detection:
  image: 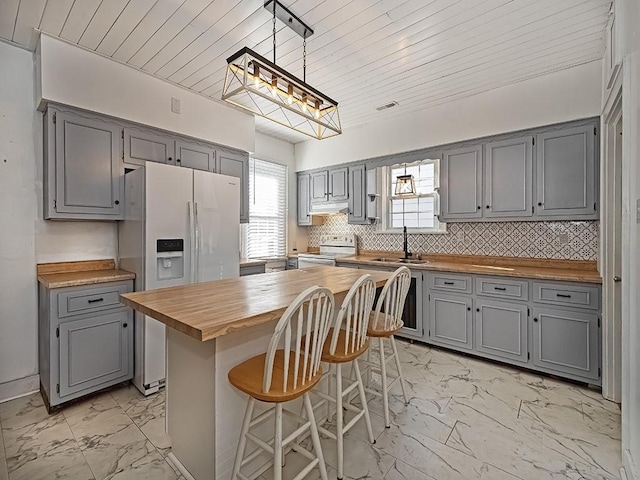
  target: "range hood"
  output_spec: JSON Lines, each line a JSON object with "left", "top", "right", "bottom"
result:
{"left": 309, "top": 202, "right": 349, "bottom": 216}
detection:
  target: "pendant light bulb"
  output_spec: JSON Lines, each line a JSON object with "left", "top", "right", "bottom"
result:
{"left": 271, "top": 75, "right": 278, "bottom": 98}
{"left": 287, "top": 85, "right": 294, "bottom": 105}
{"left": 253, "top": 65, "right": 260, "bottom": 87}
{"left": 314, "top": 100, "right": 321, "bottom": 119}
{"left": 301, "top": 94, "right": 308, "bottom": 111}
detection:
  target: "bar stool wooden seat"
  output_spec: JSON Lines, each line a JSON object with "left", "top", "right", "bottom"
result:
{"left": 309, "top": 274, "right": 377, "bottom": 480}
{"left": 359, "top": 266, "right": 412, "bottom": 428}
{"left": 229, "top": 285, "right": 335, "bottom": 480}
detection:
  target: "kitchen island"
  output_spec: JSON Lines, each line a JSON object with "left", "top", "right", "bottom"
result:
{"left": 120, "top": 266, "right": 393, "bottom": 480}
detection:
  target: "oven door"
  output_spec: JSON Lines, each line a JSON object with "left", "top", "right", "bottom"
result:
{"left": 298, "top": 257, "right": 336, "bottom": 269}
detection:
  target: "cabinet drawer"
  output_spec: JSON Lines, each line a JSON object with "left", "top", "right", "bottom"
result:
{"left": 429, "top": 273, "right": 472, "bottom": 293}
{"left": 57, "top": 282, "right": 132, "bottom": 318}
{"left": 475, "top": 276, "right": 528, "bottom": 301}
{"left": 532, "top": 282, "right": 599, "bottom": 310}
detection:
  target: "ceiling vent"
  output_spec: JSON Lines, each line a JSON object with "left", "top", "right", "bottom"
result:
{"left": 376, "top": 101, "right": 399, "bottom": 111}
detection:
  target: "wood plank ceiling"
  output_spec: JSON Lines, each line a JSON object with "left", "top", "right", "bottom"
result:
{"left": 0, "top": 0, "right": 610, "bottom": 144}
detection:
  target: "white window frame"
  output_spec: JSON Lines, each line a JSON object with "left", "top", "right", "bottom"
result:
{"left": 378, "top": 159, "right": 446, "bottom": 234}
{"left": 241, "top": 157, "right": 288, "bottom": 260}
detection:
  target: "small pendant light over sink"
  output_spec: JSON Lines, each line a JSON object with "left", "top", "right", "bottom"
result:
{"left": 221, "top": 1, "right": 341, "bottom": 140}
{"left": 394, "top": 174, "right": 417, "bottom": 196}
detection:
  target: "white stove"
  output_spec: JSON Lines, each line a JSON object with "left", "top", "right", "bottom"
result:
{"left": 297, "top": 235, "right": 357, "bottom": 268}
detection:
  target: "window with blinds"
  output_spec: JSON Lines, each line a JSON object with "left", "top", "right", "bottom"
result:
{"left": 244, "top": 158, "right": 288, "bottom": 258}
{"left": 381, "top": 159, "right": 445, "bottom": 233}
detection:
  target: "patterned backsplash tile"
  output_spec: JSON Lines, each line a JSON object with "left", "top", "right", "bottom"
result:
{"left": 307, "top": 214, "right": 599, "bottom": 261}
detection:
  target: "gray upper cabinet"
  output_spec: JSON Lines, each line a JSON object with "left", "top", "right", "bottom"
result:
{"left": 484, "top": 136, "right": 533, "bottom": 218}
{"left": 297, "top": 173, "right": 313, "bottom": 225}
{"left": 535, "top": 124, "right": 597, "bottom": 218}
{"left": 475, "top": 299, "right": 528, "bottom": 364}
{"left": 216, "top": 149, "right": 250, "bottom": 223}
{"left": 531, "top": 306, "right": 600, "bottom": 381}
{"left": 45, "top": 107, "right": 123, "bottom": 220}
{"left": 329, "top": 167, "right": 349, "bottom": 202}
{"left": 124, "top": 127, "right": 175, "bottom": 166}
{"left": 348, "top": 165, "right": 368, "bottom": 224}
{"left": 429, "top": 292, "right": 473, "bottom": 350}
{"left": 176, "top": 140, "right": 215, "bottom": 171}
{"left": 440, "top": 145, "right": 483, "bottom": 221}
{"left": 310, "top": 171, "right": 329, "bottom": 203}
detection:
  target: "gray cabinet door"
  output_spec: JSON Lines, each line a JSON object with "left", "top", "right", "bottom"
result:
{"left": 535, "top": 124, "right": 597, "bottom": 217}
{"left": 297, "top": 173, "right": 312, "bottom": 225}
{"left": 310, "top": 171, "right": 329, "bottom": 203}
{"left": 53, "top": 110, "right": 122, "bottom": 217}
{"left": 124, "top": 127, "right": 175, "bottom": 166}
{"left": 329, "top": 167, "right": 349, "bottom": 202}
{"left": 475, "top": 299, "right": 528, "bottom": 364}
{"left": 440, "top": 145, "right": 483, "bottom": 221}
{"left": 176, "top": 140, "right": 215, "bottom": 171}
{"left": 348, "top": 165, "right": 368, "bottom": 224}
{"left": 484, "top": 136, "right": 533, "bottom": 218}
{"left": 531, "top": 307, "right": 599, "bottom": 381}
{"left": 216, "top": 150, "right": 250, "bottom": 223}
{"left": 429, "top": 292, "right": 473, "bottom": 350}
{"left": 59, "top": 310, "right": 133, "bottom": 397}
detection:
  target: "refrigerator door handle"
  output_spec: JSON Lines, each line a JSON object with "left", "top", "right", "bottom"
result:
{"left": 188, "top": 201, "right": 194, "bottom": 284}
{"left": 194, "top": 201, "right": 200, "bottom": 283}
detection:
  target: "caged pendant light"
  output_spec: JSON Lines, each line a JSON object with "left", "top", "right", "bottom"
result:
{"left": 221, "top": 0, "right": 341, "bottom": 140}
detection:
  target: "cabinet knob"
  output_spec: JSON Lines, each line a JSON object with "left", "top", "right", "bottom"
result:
{"left": 177, "top": 159, "right": 181, "bottom": 163}
{"left": 538, "top": 202, "right": 542, "bottom": 206}
{"left": 477, "top": 206, "right": 481, "bottom": 210}
{"left": 114, "top": 200, "right": 120, "bottom": 205}
{"left": 476, "top": 308, "right": 480, "bottom": 312}
{"left": 613, "top": 276, "right": 621, "bottom": 282}
{"left": 123, "top": 323, "right": 128, "bottom": 328}
{"left": 533, "top": 318, "right": 538, "bottom": 323}
{"left": 169, "top": 157, "right": 172, "bottom": 162}
{"left": 485, "top": 205, "right": 490, "bottom": 209}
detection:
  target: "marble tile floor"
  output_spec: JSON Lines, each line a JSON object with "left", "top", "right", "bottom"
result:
{"left": 0, "top": 340, "right": 622, "bottom": 480}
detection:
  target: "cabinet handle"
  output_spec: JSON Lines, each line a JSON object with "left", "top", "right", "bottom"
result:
{"left": 534, "top": 318, "right": 538, "bottom": 322}
{"left": 556, "top": 293, "right": 572, "bottom": 298}
{"left": 443, "top": 281, "right": 454, "bottom": 285}
{"left": 114, "top": 200, "right": 120, "bottom": 205}
{"left": 123, "top": 323, "right": 128, "bottom": 328}
{"left": 177, "top": 158, "right": 181, "bottom": 163}
{"left": 613, "top": 276, "right": 621, "bottom": 282}
{"left": 87, "top": 298, "right": 104, "bottom": 304}
{"left": 493, "top": 286, "right": 506, "bottom": 291}
{"left": 169, "top": 156, "right": 173, "bottom": 162}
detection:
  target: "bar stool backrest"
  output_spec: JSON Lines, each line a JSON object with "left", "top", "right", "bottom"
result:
{"left": 329, "top": 274, "right": 376, "bottom": 356}
{"left": 371, "top": 267, "right": 411, "bottom": 332}
{"left": 263, "top": 285, "right": 335, "bottom": 394}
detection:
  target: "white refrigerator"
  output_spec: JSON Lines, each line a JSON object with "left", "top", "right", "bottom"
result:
{"left": 119, "top": 162, "right": 240, "bottom": 395}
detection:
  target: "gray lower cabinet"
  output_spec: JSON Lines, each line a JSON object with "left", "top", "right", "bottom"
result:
{"left": 536, "top": 124, "right": 597, "bottom": 218}
{"left": 439, "top": 145, "right": 483, "bottom": 221}
{"left": 216, "top": 149, "right": 250, "bottom": 223}
{"left": 176, "top": 139, "right": 215, "bottom": 171}
{"left": 124, "top": 127, "right": 175, "bottom": 166}
{"left": 428, "top": 292, "right": 473, "bottom": 350}
{"left": 475, "top": 299, "right": 528, "bottom": 364}
{"left": 39, "top": 280, "right": 134, "bottom": 410}
{"left": 348, "top": 164, "right": 368, "bottom": 224}
{"left": 484, "top": 136, "right": 533, "bottom": 218}
{"left": 44, "top": 107, "right": 123, "bottom": 220}
{"left": 297, "top": 173, "right": 313, "bottom": 225}
{"left": 240, "top": 263, "right": 266, "bottom": 276}
{"left": 531, "top": 306, "right": 600, "bottom": 382}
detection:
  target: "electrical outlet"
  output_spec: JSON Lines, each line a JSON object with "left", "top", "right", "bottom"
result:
{"left": 171, "top": 97, "right": 181, "bottom": 114}
{"left": 558, "top": 233, "right": 569, "bottom": 244}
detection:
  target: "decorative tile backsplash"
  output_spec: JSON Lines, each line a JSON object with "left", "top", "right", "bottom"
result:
{"left": 307, "top": 214, "right": 599, "bottom": 261}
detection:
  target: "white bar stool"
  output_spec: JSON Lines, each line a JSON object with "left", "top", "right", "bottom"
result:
{"left": 228, "top": 285, "right": 335, "bottom": 480}
{"left": 359, "top": 266, "right": 411, "bottom": 428}
{"left": 310, "top": 274, "right": 377, "bottom": 480}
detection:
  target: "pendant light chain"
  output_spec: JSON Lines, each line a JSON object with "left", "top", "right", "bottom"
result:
{"left": 272, "top": 1, "right": 276, "bottom": 63}
{"left": 303, "top": 37, "right": 307, "bottom": 83}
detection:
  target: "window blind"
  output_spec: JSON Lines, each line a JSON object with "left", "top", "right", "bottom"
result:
{"left": 245, "top": 158, "right": 287, "bottom": 258}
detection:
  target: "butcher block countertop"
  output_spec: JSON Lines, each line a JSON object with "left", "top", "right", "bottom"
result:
{"left": 120, "top": 266, "right": 393, "bottom": 342}
{"left": 37, "top": 260, "right": 135, "bottom": 288}
{"left": 335, "top": 253, "right": 602, "bottom": 284}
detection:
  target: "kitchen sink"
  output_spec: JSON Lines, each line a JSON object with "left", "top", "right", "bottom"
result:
{"left": 371, "top": 258, "right": 430, "bottom": 264}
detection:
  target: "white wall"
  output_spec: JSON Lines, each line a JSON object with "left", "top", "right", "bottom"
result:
{"left": 254, "top": 133, "right": 306, "bottom": 253}
{"left": 295, "top": 61, "right": 602, "bottom": 171}
{"left": 0, "top": 41, "right": 118, "bottom": 401}
{"left": 37, "top": 35, "right": 255, "bottom": 153}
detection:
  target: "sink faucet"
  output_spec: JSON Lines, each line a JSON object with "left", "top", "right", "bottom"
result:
{"left": 403, "top": 226, "right": 412, "bottom": 259}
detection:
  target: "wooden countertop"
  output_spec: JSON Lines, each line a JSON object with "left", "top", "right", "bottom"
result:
{"left": 335, "top": 253, "right": 602, "bottom": 284}
{"left": 37, "top": 259, "right": 135, "bottom": 288}
{"left": 120, "top": 266, "right": 393, "bottom": 342}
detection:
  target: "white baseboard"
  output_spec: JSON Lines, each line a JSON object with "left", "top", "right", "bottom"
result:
{"left": 624, "top": 449, "right": 639, "bottom": 480}
{"left": 167, "top": 453, "right": 196, "bottom": 480}
{"left": 0, "top": 374, "right": 40, "bottom": 404}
